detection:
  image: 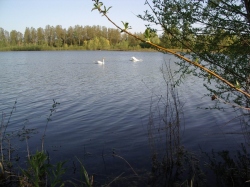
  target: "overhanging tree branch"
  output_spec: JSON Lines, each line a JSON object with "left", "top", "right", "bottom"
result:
{"left": 91, "top": 0, "right": 250, "bottom": 101}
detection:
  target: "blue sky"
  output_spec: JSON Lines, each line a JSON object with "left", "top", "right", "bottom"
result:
{"left": 0, "top": 0, "right": 159, "bottom": 34}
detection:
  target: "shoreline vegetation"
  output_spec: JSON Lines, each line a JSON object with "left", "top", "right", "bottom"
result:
{"left": 0, "top": 24, "right": 188, "bottom": 52}
{"left": 0, "top": 45, "right": 186, "bottom": 53}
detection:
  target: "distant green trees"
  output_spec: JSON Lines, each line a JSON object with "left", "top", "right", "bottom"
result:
{"left": 0, "top": 25, "right": 159, "bottom": 51}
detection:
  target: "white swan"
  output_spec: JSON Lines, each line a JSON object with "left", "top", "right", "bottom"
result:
{"left": 97, "top": 58, "right": 105, "bottom": 64}
{"left": 130, "top": 56, "right": 141, "bottom": 62}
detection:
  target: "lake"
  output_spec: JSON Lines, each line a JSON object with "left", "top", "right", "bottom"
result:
{"left": 0, "top": 50, "right": 247, "bottom": 185}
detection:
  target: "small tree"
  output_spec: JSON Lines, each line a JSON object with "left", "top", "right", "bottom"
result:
{"left": 99, "top": 36, "right": 110, "bottom": 50}
{"left": 10, "top": 30, "right": 18, "bottom": 46}
{"left": 87, "top": 37, "right": 100, "bottom": 50}
{"left": 0, "top": 28, "right": 8, "bottom": 47}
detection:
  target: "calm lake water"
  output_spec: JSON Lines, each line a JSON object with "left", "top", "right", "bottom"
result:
{"left": 0, "top": 51, "right": 247, "bottom": 184}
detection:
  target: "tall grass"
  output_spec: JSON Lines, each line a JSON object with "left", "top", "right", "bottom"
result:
{"left": 0, "top": 100, "right": 68, "bottom": 186}
{"left": 0, "top": 100, "right": 18, "bottom": 185}
{"left": 147, "top": 61, "right": 205, "bottom": 186}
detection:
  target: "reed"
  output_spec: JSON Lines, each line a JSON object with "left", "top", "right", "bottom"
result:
{"left": 202, "top": 143, "right": 250, "bottom": 187}
{"left": 41, "top": 99, "right": 60, "bottom": 152}
{"left": 0, "top": 100, "right": 17, "bottom": 185}
{"left": 147, "top": 61, "right": 206, "bottom": 186}
{"left": 0, "top": 100, "right": 67, "bottom": 186}
{"left": 74, "top": 157, "right": 93, "bottom": 187}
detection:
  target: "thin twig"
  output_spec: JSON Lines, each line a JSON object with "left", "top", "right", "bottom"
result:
{"left": 26, "top": 136, "right": 30, "bottom": 160}
{"left": 105, "top": 172, "right": 125, "bottom": 187}
{"left": 213, "top": 95, "right": 250, "bottom": 111}
{"left": 112, "top": 154, "right": 138, "bottom": 176}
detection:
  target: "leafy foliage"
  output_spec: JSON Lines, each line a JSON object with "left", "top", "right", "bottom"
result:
{"left": 139, "top": 0, "right": 250, "bottom": 109}
{"left": 0, "top": 25, "right": 155, "bottom": 51}
{"left": 20, "top": 151, "right": 66, "bottom": 187}
{"left": 91, "top": 0, "right": 103, "bottom": 12}
{"left": 121, "top": 21, "right": 132, "bottom": 32}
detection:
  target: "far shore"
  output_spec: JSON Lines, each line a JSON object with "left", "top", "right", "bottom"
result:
{"left": 0, "top": 46, "right": 187, "bottom": 53}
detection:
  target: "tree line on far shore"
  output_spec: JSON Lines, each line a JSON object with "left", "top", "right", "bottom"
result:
{"left": 0, "top": 25, "right": 162, "bottom": 51}
{"left": 0, "top": 23, "right": 237, "bottom": 51}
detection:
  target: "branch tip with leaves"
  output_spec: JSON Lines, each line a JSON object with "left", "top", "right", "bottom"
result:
{"left": 92, "top": 0, "right": 111, "bottom": 15}
{"left": 121, "top": 21, "right": 132, "bottom": 32}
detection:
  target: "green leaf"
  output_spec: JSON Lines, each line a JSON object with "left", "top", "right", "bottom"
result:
{"left": 121, "top": 21, "right": 132, "bottom": 31}
{"left": 235, "top": 80, "right": 240, "bottom": 89}
{"left": 144, "top": 28, "right": 151, "bottom": 41}
{"left": 101, "top": 5, "right": 112, "bottom": 14}
{"left": 194, "top": 57, "right": 199, "bottom": 63}
{"left": 91, "top": 1, "right": 103, "bottom": 12}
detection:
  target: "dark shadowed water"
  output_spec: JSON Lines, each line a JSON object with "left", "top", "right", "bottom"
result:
{"left": 0, "top": 51, "right": 247, "bottom": 184}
